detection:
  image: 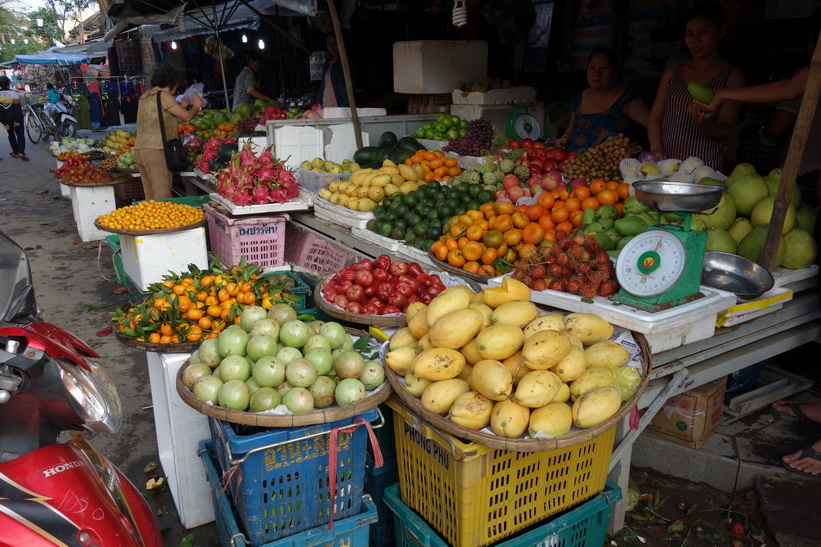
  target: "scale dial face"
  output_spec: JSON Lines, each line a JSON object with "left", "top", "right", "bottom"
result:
{"left": 616, "top": 230, "right": 687, "bottom": 297}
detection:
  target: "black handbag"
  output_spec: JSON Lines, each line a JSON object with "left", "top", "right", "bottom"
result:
{"left": 157, "top": 91, "right": 188, "bottom": 171}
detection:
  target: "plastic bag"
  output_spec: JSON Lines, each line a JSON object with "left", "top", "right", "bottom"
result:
{"left": 181, "top": 83, "right": 208, "bottom": 110}
{"left": 183, "top": 134, "right": 205, "bottom": 153}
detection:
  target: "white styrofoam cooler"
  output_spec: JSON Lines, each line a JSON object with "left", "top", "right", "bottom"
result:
{"left": 145, "top": 352, "right": 214, "bottom": 529}
{"left": 322, "top": 107, "right": 387, "bottom": 118}
{"left": 488, "top": 274, "right": 738, "bottom": 353}
{"left": 271, "top": 124, "right": 370, "bottom": 169}
{"left": 70, "top": 185, "right": 117, "bottom": 242}
{"left": 56, "top": 160, "right": 71, "bottom": 198}
{"left": 393, "top": 41, "right": 488, "bottom": 94}
{"left": 120, "top": 227, "right": 208, "bottom": 291}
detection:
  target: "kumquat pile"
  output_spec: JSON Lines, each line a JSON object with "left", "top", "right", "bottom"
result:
{"left": 96, "top": 201, "right": 205, "bottom": 231}
{"left": 114, "top": 261, "right": 301, "bottom": 344}
{"left": 403, "top": 149, "right": 463, "bottom": 182}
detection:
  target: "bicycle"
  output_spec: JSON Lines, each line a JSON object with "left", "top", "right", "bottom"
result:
{"left": 21, "top": 91, "right": 63, "bottom": 144}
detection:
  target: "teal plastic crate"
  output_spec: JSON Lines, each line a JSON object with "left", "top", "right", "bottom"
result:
{"left": 208, "top": 408, "right": 379, "bottom": 545}
{"left": 104, "top": 235, "right": 126, "bottom": 286}
{"left": 263, "top": 271, "right": 311, "bottom": 313}
{"left": 384, "top": 481, "right": 622, "bottom": 547}
{"left": 199, "top": 441, "right": 378, "bottom": 547}
{"left": 365, "top": 458, "right": 398, "bottom": 547}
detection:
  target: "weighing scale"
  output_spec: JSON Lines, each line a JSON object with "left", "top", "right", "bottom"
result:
{"left": 506, "top": 108, "right": 541, "bottom": 141}
{"left": 612, "top": 181, "right": 725, "bottom": 312}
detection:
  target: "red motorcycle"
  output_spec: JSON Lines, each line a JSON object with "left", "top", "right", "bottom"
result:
{"left": 0, "top": 230, "right": 161, "bottom": 546}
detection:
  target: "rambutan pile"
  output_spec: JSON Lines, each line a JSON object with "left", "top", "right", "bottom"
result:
{"left": 511, "top": 234, "right": 620, "bottom": 298}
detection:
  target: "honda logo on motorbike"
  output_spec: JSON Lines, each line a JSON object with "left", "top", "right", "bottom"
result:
{"left": 43, "top": 461, "right": 82, "bottom": 477}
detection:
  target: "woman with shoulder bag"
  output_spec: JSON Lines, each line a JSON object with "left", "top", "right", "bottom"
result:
{"left": 134, "top": 65, "right": 202, "bottom": 200}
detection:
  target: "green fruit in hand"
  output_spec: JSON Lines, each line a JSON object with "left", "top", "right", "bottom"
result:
{"left": 687, "top": 81, "right": 714, "bottom": 104}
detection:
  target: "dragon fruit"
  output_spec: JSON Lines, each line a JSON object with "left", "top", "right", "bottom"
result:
{"left": 215, "top": 142, "right": 300, "bottom": 206}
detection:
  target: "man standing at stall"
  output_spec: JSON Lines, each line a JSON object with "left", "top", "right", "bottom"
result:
{"left": 233, "top": 51, "right": 276, "bottom": 110}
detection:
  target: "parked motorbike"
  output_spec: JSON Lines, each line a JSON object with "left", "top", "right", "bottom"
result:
{"left": 0, "top": 230, "right": 161, "bottom": 546}
{"left": 46, "top": 93, "right": 79, "bottom": 139}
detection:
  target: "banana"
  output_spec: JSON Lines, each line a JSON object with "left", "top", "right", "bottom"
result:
{"left": 399, "top": 164, "right": 418, "bottom": 182}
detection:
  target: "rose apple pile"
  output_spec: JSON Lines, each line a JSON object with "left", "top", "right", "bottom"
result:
{"left": 321, "top": 255, "right": 447, "bottom": 316}
{"left": 55, "top": 156, "right": 116, "bottom": 184}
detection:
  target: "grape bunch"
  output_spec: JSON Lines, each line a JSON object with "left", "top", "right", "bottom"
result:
{"left": 236, "top": 117, "right": 258, "bottom": 132}
{"left": 443, "top": 117, "right": 493, "bottom": 156}
{"left": 562, "top": 134, "right": 631, "bottom": 182}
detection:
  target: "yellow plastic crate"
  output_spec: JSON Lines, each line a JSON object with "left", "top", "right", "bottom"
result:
{"left": 387, "top": 398, "right": 616, "bottom": 547}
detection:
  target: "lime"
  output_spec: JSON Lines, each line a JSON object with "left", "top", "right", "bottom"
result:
{"left": 478, "top": 190, "right": 494, "bottom": 203}
{"left": 405, "top": 231, "right": 417, "bottom": 244}
{"left": 414, "top": 222, "right": 429, "bottom": 237}
{"left": 404, "top": 193, "right": 418, "bottom": 207}
{"left": 428, "top": 225, "right": 443, "bottom": 240}
{"left": 383, "top": 211, "right": 398, "bottom": 223}
{"left": 377, "top": 222, "right": 392, "bottom": 237}
{"left": 366, "top": 219, "right": 376, "bottom": 231}
{"left": 390, "top": 227, "right": 405, "bottom": 240}
{"left": 467, "top": 199, "right": 482, "bottom": 211}
{"left": 394, "top": 219, "right": 408, "bottom": 233}
{"left": 467, "top": 184, "right": 482, "bottom": 198}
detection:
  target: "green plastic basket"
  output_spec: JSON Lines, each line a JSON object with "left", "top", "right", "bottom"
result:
{"left": 384, "top": 481, "right": 622, "bottom": 547}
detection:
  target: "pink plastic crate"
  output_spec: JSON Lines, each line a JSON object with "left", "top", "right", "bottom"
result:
{"left": 204, "top": 203, "right": 289, "bottom": 269}
{"left": 284, "top": 223, "right": 360, "bottom": 275}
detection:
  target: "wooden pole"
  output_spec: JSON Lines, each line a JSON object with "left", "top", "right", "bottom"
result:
{"left": 326, "top": 0, "right": 363, "bottom": 149}
{"left": 760, "top": 33, "right": 821, "bottom": 270}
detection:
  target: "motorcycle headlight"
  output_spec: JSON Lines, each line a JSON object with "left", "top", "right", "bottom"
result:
{"left": 57, "top": 359, "right": 122, "bottom": 434}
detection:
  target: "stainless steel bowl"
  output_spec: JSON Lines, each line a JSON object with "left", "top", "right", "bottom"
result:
{"left": 701, "top": 251, "right": 774, "bottom": 300}
{"left": 633, "top": 181, "right": 724, "bottom": 212}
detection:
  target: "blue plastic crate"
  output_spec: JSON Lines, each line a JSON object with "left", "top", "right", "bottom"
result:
{"left": 199, "top": 441, "right": 378, "bottom": 547}
{"left": 365, "top": 458, "right": 398, "bottom": 547}
{"left": 208, "top": 408, "right": 378, "bottom": 545}
{"left": 384, "top": 481, "right": 622, "bottom": 547}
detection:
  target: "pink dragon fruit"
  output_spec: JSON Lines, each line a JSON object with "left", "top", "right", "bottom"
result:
{"left": 270, "top": 187, "right": 288, "bottom": 203}
{"left": 252, "top": 185, "right": 271, "bottom": 204}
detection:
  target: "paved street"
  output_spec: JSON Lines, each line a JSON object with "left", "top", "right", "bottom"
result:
{"left": 0, "top": 133, "right": 218, "bottom": 545}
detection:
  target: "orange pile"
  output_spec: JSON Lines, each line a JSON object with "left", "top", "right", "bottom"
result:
{"left": 404, "top": 149, "right": 463, "bottom": 182}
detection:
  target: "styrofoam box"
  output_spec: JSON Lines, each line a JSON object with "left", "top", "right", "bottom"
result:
{"left": 488, "top": 274, "right": 737, "bottom": 353}
{"left": 393, "top": 41, "right": 488, "bottom": 94}
{"left": 146, "top": 352, "right": 214, "bottom": 529}
{"left": 237, "top": 135, "right": 268, "bottom": 155}
{"left": 120, "top": 227, "right": 208, "bottom": 291}
{"left": 323, "top": 107, "right": 387, "bottom": 118}
{"left": 274, "top": 125, "right": 324, "bottom": 171}
{"left": 451, "top": 87, "right": 538, "bottom": 105}
{"left": 70, "top": 184, "right": 117, "bottom": 242}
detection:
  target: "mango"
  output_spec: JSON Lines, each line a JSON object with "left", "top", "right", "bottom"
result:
{"left": 584, "top": 341, "right": 630, "bottom": 368}
{"left": 457, "top": 363, "right": 473, "bottom": 382}
{"left": 426, "top": 286, "right": 472, "bottom": 325}
{"left": 389, "top": 327, "right": 417, "bottom": 351}
{"left": 501, "top": 351, "right": 526, "bottom": 384}
{"left": 514, "top": 370, "right": 562, "bottom": 408}
{"left": 572, "top": 386, "right": 622, "bottom": 428}
{"left": 523, "top": 313, "right": 566, "bottom": 339}
{"left": 468, "top": 302, "right": 494, "bottom": 328}
{"left": 417, "top": 334, "right": 434, "bottom": 351}
{"left": 687, "top": 80, "right": 714, "bottom": 103}
{"left": 563, "top": 313, "right": 614, "bottom": 345}
{"left": 404, "top": 372, "right": 432, "bottom": 397}
{"left": 564, "top": 333, "right": 584, "bottom": 350}
{"left": 529, "top": 402, "right": 573, "bottom": 437}
{"left": 385, "top": 345, "right": 418, "bottom": 376}
{"left": 421, "top": 379, "right": 471, "bottom": 415}
{"left": 614, "top": 217, "right": 648, "bottom": 237}
{"left": 428, "top": 308, "right": 484, "bottom": 349}
{"left": 522, "top": 330, "right": 571, "bottom": 370}
{"left": 549, "top": 346, "right": 588, "bottom": 382}
{"left": 552, "top": 382, "right": 571, "bottom": 403}
{"left": 412, "top": 348, "right": 466, "bottom": 381}
{"left": 491, "top": 400, "right": 530, "bottom": 438}
{"left": 449, "top": 391, "right": 495, "bottom": 430}
{"left": 476, "top": 324, "right": 525, "bottom": 361}
{"left": 482, "top": 278, "right": 531, "bottom": 308}
{"left": 569, "top": 366, "right": 616, "bottom": 401}
{"left": 491, "top": 301, "right": 540, "bottom": 329}
{"left": 471, "top": 359, "right": 514, "bottom": 401}
{"left": 407, "top": 306, "right": 430, "bottom": 339}
{"left": 405, "top": 302, "right": 426, "bottom": 323}
{"left": 460, "top": 338, "right": 483, "bottom": 365}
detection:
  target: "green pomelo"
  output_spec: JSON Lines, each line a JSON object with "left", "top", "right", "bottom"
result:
{"left": 198, "top": 338, "right": 222, "bottom": 368}
{"left": 282, "top": 387, "right": 314, "bottom": 414}
{"left": 268, "top": 303, "right": 297, "bottom": 324}
{"left": 737, "top": 225, "right": 786, "bottom": 267}
{"left": 303, "top": 334, "right": 332, "bottom": 353}
{"left": 764, "top": 168, "right": 781, "bottom": 196}
{"left": 193, "top": 375, "right": 223, "bottom": 404}
{"left": 309, "top": 376, "right": 337, "bottom": 409}
{"left": 750, "top": 197, "right": 796, "bottom": 234}
{"left": 304, "top": 347, "right": 333, "bottom": 375}
{"left": 694, "top": 192, "right": 736, "bottom": 230}
{"left": 253, "top": 355, "right": 286, "bottom": 387}
{"left": 319, "top": 322, "right": 348, "bottom": 349}
{"left": 219, "top": 354, "right": 251, "bottom": 382}
{"left": 726, "top": 163, "right": 757, "bottom": 186}
{"left": 246, "top": 376, "right": 260, "bottom": 392}
{"left": 705, "top": 228, "right": 737, "bottom": 254}
{"left": 239, "top": 305, "right": 268, "bottom": 332}
{"left": 781, "top": 229, "right": 818, "bottom": 269}
{"left": 728, "top": 217, "right": 754, "bottom": 244}
{"left": 796, "top": 207, "right": 818, "bottom": 233}
{"left": 276, "top": 346, "right": 303, "bottom": 364}
{"left": 182, "top": 363, "right": 212, "bottom": 390}
{"left": 249, "top": 387, "right": 281, "bottom": 412}
{"left": 250, "top": 318, "right": 280, "bottom": 341}
{"left": 280, "top": 320, "right": 311, "bottom": 348}
{"left": 217, "top": 327, "right": 248, "bottom": 358}
{"left": 727, "top": 174, "right": 769, "bottom": 217}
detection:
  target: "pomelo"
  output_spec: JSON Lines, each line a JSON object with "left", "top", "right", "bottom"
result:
{"left": 705, "top": 227, "right": 737, "bottom": 254}
{"left": 750, "top": 197, "right": 796, "bottom": 234}
{"left": 726, "top": 163, "right": 757, "bottom": 186}
{"left": 737, "top": 225, "right": 785, "bottom": 267}
{"left": 727, "top": 217, "right": 754, "bottom": 243}
{"left": 781, "top": 229, "right": 817, "bottom": 269}
{"left": 727, "top": 174, "right": 768, "bottom": 217}
{"left": 796, "top": 207, "right": 818, "bottom": 233}
{"left": 694, "top": 192, "right": 736, "bottom": 230}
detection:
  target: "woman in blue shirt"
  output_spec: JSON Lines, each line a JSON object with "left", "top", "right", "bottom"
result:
{"left": 558, "top": 47, "right": 649, "bottom": 152}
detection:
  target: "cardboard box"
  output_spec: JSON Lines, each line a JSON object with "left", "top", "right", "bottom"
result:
{"left": 645, "top": 376, "right": 727, "bottom": 448}
{"left": 393, "top": 41, "right": 488, "bottom": 94}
